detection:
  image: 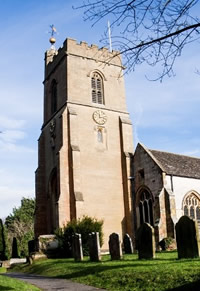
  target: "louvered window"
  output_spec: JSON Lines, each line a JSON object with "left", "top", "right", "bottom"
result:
{"left": 91, "top": 72, "right": 104, "bottom": 104}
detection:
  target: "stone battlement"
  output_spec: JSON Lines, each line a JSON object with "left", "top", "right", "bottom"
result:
{"left": 45, "top": 38, "right": 123, "bottom": 79}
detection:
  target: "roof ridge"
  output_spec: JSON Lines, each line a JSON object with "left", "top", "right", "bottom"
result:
{"left": 149, "top": 149, "right": 200, "bottom": 160}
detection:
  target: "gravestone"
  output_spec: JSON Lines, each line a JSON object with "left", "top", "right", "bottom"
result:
{"left": 72, "top": 233, "right": 83, "bottom": 261}
{"left": 89, "top": 232, "right": 101, "bottom": 261}
{"left": 175, "top": 215, "right": 200, "bottom": 259}
{"left": 109, "top": 233, "right": 122, "bottom": 260}
{"left": 123, "top": 233, "right": 133, "bottom": 254}
{"left": 136, "top": 223, "right": 155, "bottom": 259}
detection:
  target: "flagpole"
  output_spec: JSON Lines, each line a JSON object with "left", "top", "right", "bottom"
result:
{"left": 108, "top": 21, "right": 112, "bottom": 52}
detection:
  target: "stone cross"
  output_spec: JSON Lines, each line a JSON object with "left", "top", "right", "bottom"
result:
{"left": 136, "top": 223, "right": 155, "bottom": 259}
{"left": 123, "top": 233, "right": 133, "bottom": 254}
{"left": 109, "top": 233, "right": 122, "bottom": 260}
{"left": 89, "top": 232, "right": 101, "bottom": 261}
{"left": 175, "top": 215, "right": 200, "bottom": 259}
{"left": 72, "top": 233, "right": 83, "bottom": 261}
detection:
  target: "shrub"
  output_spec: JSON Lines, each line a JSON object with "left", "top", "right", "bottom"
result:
{"left": 5, "top": 197, "right": 35, "bottom": 258}
{"left": 55, "top": 216, "right": 104, "bottom": 257}
{"left": 159, "top": 237, "right": 176, "bottom": 251}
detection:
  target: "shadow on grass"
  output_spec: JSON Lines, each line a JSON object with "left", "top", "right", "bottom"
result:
{"left": 167, "top": 279, "right": 200, "bottom": 291}
{"left": 0, "top": 285, "right": 14, "bottom": 290}
{"left": 13, "top": 256, "right": 200, "bottom": 279}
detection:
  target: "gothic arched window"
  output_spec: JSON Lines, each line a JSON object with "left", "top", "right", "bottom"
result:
{"left": 137, "top": 189, "right": 154, "bottom": 227}
{"left": 183, "top": 192, "right": 200, "bottom": 222}
{"left": 91, "top": 72, "right": 104, "bottom": 104}
{"left": 51, "top": 79, "right": 57, "bottom": 114}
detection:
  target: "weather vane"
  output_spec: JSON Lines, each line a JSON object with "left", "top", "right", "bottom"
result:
{"left": 49, "top": 24, "right": 57, "bottom": 48}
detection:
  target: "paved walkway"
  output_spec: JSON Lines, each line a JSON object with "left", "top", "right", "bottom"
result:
{"left": 2, "top": 272, "right": 107, "bottom": 291}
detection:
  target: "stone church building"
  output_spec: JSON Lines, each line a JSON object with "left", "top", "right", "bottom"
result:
{"left": 35, "top": 37, "right": 200, "bottom": 248}
{"left": 133, "top": 143, "right": 200, "bottom": 245}
{"left": 35, "top": 38, "right": 134, "bottom": 249}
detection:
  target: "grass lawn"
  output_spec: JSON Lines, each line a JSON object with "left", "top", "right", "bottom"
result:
{"left": 0, "top": 273, "right": 40, "bottom": 291}
{"left": 11, "top": 251, "right": 200, "bottom": 291}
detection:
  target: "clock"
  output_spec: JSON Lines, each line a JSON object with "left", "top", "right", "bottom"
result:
{"left": 93, "top": 110, "right": 107, "bottom": 125}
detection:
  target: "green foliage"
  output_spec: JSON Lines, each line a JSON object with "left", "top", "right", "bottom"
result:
{"left": 159, "top": 237, "right": 176, "bottom": 251}
{"left": 55, "top": 215, "right": 103, "bottom": 256}
{"left": 5, "top": 197, "right": 35, "bottom": 258}
{"left": 0, "top": 219, "right": 7, "bottom": 260}
{"left": 5, "top": 197, "right": 35, "bottom": 227}
{"left": 164, "top": 237, "right": 174, "bottom": 248}
{"left": 0, "top": 267, "right": 6, "bottom": 273}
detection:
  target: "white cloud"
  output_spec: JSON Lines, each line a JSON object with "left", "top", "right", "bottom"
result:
{"left": 0, "top": 140, "right": 35, "bottom": 153}
{"left": 0, "top": 116, "right": 26, "bottom": 129}
{"left": 0, "top": 186, "right": 35, "bottom": 219}
{"left": 1, "top": 130, "right": 26, "bottom": 142}
{"left": 181, "top": 149, "right": 200, "bottom": 157}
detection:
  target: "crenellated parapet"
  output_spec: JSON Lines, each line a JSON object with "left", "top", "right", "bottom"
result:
{"left": 45, "top": 38, "right": 123, "bottom": 80}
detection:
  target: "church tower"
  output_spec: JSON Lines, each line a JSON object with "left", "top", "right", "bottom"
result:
{"left": 35, "top": 37, "right": 134, "bottom": 248}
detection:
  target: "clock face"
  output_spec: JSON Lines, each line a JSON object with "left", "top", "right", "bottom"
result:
{"left": 93, "top": 110, "right": 107, "bottom": 125}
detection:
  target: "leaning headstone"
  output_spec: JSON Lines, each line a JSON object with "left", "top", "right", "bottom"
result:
{"left": 11, "top": 237, "right": 19, "bottom": 258}
{"left": 136, "top": 223, "right": 155, "bottom": 259}
{"left": 109, "top": 233, "right": 122, "bottom": 260}
{"left": 175, "top": 215, "right": 200, "bottom": 259}
{"left": 123, "top": 233, "right": 133, "bottom": 254}
{"left": 89, "top": 232, "right": 101, "bottom": 261}
{"left": 72, "top": 233, "right": 83, "bottom": 261}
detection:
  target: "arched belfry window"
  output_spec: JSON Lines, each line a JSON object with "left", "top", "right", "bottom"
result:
{"left": 183, "top": 192, "right": 200, "bottom": 222}
{"left": 91, "top": 72, "right": 104, "bottom": 104}
{"left": 51, "top": 79, "right": 57, "bottom": 114}
{"left": 137, "top": 189, "right": 154, "bottom": 227}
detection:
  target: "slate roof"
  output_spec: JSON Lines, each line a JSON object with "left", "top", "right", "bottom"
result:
{"left": 149, "top": 149, "right": 200, "bottom": 179}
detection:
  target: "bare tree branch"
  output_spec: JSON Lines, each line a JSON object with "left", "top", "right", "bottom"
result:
{"left": 76, "top": 0, "right": 200, "bottom": 80}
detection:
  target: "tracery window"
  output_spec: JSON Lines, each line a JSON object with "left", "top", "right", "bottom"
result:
{"left": 138, "top": 189, "right": 154, "bottom": 226}
{"left": 183, "top": 192, "right": 200, "bottom": 221}
{"left": 91, "top": 72, "right": 104, "bottom": 104}
{"left": 51, "top": 79, "right": 57, "bottom": 115}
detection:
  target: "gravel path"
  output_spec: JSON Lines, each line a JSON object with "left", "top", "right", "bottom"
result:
{"left": 2, "top": 272, "right": 107, "bottom": 291}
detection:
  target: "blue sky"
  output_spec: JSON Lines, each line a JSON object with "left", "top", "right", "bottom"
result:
{"left": 1, "top": 0, "right": 200, "bottom": 218}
